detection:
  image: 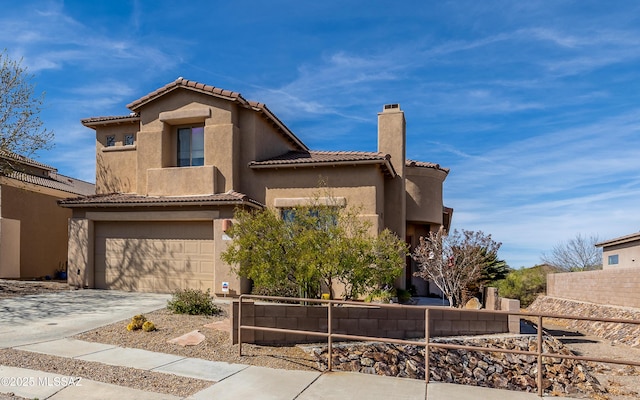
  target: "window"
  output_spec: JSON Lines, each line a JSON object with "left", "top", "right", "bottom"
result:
{"left": 177, "top": 126, "right": 204, "bottom": 167}
{"left": 124, "top": 134, "right": 135, "bottom": 146}
{"left": 608, "top": 254, "right": 619, "bottom": 265}
{"left": 106, "top": 135, "right": 115, "bottom": 147}
{"left": 280, "top": 207, "right": 338, "bottom": 229}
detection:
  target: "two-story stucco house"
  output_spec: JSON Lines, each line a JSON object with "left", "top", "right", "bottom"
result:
{"left": 60, "top": 78, "right": 452, "bottom": 297}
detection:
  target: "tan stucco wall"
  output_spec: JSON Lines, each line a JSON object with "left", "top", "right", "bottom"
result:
{"left": 68, "top": 217, "right": 93, "bottom": 288}
{"left": 0, "top": 182, "right": 72, "bottom": 278}
{"left": 0, "top": 217, "right": 20, "bottom": 278}
{"left": 601, "top": 240, "right": 640, "bottom": 269}
{"left": 95, "top": 122, "right": 138, "bottom": 194}
{"left": 147, "top": 165, "right": 217, "bottom": 196}
{"left": 377, "top": 107, "right": 406, "bottom": 242}
{"left": 406, "top": 166, "right": 447, "bottom": 225}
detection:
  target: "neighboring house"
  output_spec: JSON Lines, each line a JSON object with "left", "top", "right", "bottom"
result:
{"left": 0, "top": 152, "right": 95, "bottom": 279}
{"left": 596, "top": 232, "right": 640, "bottom": 269}
{"left": 60, "top": 77, "right": 452, "bottom": 296}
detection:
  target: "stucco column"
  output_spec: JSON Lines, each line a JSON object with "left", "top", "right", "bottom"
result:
{"left": 67, "top": 218, "right": 94, "bottom": 288}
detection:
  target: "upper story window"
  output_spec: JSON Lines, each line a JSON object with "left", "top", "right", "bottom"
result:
{"left": 106, "top": 135, "right": 116, "bottom": 147}
{"left": 608, "top": 254, "right": 619, "bottom": 265}
{"left": 124, "top": 134, "right": 135, "bottom": 146}
{"left": 177, "top": 126, "right": 204, "bottom": 167}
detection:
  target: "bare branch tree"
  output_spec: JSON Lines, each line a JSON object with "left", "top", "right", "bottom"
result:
{"left": 413, "top": 227, "right": 501, "bottom": 307}
{"left": 540, "top": 233, "right": 602, "bottom": 271}
{"left": 0, "top": 49, "right": 54, "bottom": 174}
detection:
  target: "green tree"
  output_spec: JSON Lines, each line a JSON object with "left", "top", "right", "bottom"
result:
{"left": 1, "top": 50, "right": 53, "bottom": 174}
{"left": 495, "top": 264, "right": 556, "bottom": 307}
{"left": 466, "top": 249, "right": 511, "bottom": 301}
{"left": 221, "top": 200, "right": 408, "bottom": 300}
{"left": 413, "top": 227, "right": 502, "bottom": 308}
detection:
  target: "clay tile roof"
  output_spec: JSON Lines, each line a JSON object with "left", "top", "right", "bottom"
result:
{"left": 249, "top": 150, "right": 396, "bottom": 177}
{"left": 81, "top": 114, "right": 140, "bottom": 127}
{"left": 126, "top": 77, "right": 245, "bottom": 111}
{"left": 406, "top": 159, "right": 450, "bottom": 174}
{"left": 1, "top": 152, "right": 95, "bottom": 196}
{"left": 9, "top": 171, "right": 95, "bottom": 196}
{"left": 0, "top": 151, "right": 55, "bottom": 171}
{"left": 58, "top": 191, "right": 263, "bottom": 208}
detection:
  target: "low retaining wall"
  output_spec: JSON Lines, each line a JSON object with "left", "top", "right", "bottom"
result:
{"left": 309, "top": 336, "right": 604, "bottom": 396}
{"left": 547, "top": 268, "right": 640, "bottom": 308}
{"left": 231, "top": 301, "right": 514, "bottom": 345}
{"left": 528, "top": 296, "right": 640, "bottom": 347}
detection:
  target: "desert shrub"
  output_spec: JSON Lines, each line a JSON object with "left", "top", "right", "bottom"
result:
{"left": 395, "top": 288, "right": 412, "bottom": 304}
{"left": 495, "top": 265, "right": 550, "bottom": 307}
{"left": 142, "top": 321, "right": 156, "bottom": 332}
{"left": 251, "top": 281, "right": 299, "bottom": 299}
{"left": 365, "top": 288, "right": 394, "bottom": 303}
{"left": 167, "top": 288, "right": 220, "bottom": 315}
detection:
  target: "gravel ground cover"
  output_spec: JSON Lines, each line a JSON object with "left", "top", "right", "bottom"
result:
{"left": 75, "top": 306, "right": 319, "bottom": 372}
{"left": 0, "top": 349, "right": 212, "bottom": 397}
{"left": 0, "top": 279, "right": 68, "bottom": 299}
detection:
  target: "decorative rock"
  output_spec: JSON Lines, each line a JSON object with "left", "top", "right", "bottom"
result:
{"left": 310, "top": 335, "right": 606, "bottom": 396}
{"left": 528, "top": 296, "right": 640, "bottom": 348}
{"left": 167, "top": 330, "right": 205, "bottom": 346}
{"left": 465, "top": 297, "right": 482, "bottom": 309}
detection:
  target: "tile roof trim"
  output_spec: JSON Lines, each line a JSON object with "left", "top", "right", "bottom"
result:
{"left": 126, "top": 78, "right": 246, "bottom": 111}
{"left": 6, "top": 171, "right": 95, "bottom": 196}
{"left": 406, "top": 159, "right": 450, "bottom": 174}
{"left": 249, "top": 150, "right": 397, "bottom": 177}
{"left": 81, "top": 114, "right": 140, "bottom": 128}
{"left": 0, "top": 151, "right": 56, "bottom": 171}
{"left": 58, "top": 191, "right": 264, "bottom": 209}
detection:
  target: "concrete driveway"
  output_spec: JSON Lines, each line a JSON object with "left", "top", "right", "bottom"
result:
{"left": 0, "top": 290, "right": 170, "bottom": 348}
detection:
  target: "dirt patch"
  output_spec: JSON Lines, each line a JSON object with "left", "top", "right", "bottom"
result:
{"left": 0, "top": 279, "right": 69, "bottom": 299}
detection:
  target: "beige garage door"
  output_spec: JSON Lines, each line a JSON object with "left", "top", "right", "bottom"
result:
{"left": 94, "top": 221, "right": 214, "bottom": 293}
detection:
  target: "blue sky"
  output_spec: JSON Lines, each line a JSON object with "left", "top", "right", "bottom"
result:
{"left": 2, "top": 0, "right": 640, "bottom": 268}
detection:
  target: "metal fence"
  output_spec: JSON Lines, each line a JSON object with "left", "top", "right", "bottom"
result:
{"left": 237, "top": 294, "right": 640, "bottom": 397}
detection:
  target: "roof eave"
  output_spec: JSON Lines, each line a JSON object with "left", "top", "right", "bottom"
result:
{"left": 58, "top": 198, "right": 263, "bottom": 209}
{"left": 81, "top": 116, "right": 141, "bottom": 129}
{"left": 595, "top": 232, "right": 640, "bottom": 248}
{"left": 249, "top": 159, "right": 396, "bottom": 178}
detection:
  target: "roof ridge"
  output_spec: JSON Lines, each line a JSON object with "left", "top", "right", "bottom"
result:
{"left": 126, "top": 77, "right": 244, "bottom": 111}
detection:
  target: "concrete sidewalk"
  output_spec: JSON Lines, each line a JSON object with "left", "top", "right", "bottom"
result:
{"left": 3, "top": 338, "right": 574, "bottom": 400}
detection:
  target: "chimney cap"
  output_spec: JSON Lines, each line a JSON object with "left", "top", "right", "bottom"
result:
{"left": 383, "top": 103, "right": 401, "bottom": 111}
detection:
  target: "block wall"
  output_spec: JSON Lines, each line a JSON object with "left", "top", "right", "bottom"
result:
{"left": 231, "top": 301, "right": 511, "bottom": 345}
{"left": 547, "top": 268, "right": 640, "bottom": 308}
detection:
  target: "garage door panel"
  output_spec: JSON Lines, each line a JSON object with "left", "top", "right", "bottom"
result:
{"left": 94, "top": 221, "right": 214, "bottom": 293}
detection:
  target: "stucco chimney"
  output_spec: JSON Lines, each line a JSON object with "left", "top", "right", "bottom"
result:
{"left": 377, "top": 104, "right": 406, "bottom": 239}
{"left": 378, "top": 104, "right": 406, "bottom": 178}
